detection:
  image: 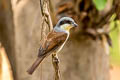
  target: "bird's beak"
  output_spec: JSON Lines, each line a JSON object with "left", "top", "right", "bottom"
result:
{"left": 73, "top": 23, "right": 78, "bottom": 27}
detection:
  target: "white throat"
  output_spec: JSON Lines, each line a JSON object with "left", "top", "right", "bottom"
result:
{"left": 54, "top": 25, "right": 70, "bottom": 34}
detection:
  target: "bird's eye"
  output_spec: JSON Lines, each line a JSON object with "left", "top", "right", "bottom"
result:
{"left": 59, "top": 21, "right": 64, "bottom": 25}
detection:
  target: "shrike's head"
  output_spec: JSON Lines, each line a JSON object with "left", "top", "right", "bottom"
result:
{"left": 55, "top": 17, "right": 78, "bottom": 32}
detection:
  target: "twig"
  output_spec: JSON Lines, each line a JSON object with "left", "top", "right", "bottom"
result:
{"left": 39, "top": 0, "right": 60, "bottom": 80}
{"left": 40, "top": 0, "right": 53, "bottom": 32}
{"left": 40, "top": 0, "right": 47, "bottom": 41}
{"left": 40, "top": 0, "right": 53, "bottom": 41}
{"left": 52, "top": 53, "right": 60, "bottom": 80}
{"left": 40, "top": 0, "right": 53, "bottom": 42}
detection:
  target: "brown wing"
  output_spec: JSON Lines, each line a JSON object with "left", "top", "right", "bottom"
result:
{"left": 38, "top": 30, "right": 67, "bottom": 57}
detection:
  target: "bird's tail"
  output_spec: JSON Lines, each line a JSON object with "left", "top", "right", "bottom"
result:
{"left": 27, "top": 56, "right": 45, "bottom": 75}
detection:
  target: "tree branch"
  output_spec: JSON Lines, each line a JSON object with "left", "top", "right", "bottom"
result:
{"left": 39, "top": 0, "right": 60, "bottom": 80}
{"left": 52, "top": 53, "right": 60, "bottom": 80}
{"left": 40, "top": 0, "right": 53, "bottom": 32}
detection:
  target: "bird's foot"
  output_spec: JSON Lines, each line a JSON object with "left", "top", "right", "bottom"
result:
{"left": 52, "top": 54, "right": 60, "bottom": 64}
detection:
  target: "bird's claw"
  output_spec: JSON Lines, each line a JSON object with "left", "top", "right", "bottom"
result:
{"left": 52, "top": 54, "right": 60, "bottom": 63}
{"left": 53, "top": 57, "right": 59, "bottom": 63}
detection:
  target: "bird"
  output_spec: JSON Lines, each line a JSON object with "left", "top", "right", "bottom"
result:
{"left": 27, "top": 17, "right": 78, "bottom": 74}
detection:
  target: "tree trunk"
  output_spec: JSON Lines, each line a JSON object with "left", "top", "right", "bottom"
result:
{"left": 0, "top": 0, "right": 16, "bottom": 78}
{"left": 11, "top": 0, "right": 53, "bottom": 80}
{"left": 59, "top": 36, "right": 110, "bottom": 80}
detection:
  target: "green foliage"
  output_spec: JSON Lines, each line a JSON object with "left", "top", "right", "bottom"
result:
{"left": 93, "top": 0, "right": 107, "bottom": 11}
{"left": 109, "top": 15, "right": 120, "bottom": 66}
{"left": 110, "top": 14, "right": 117, "bottom": 22}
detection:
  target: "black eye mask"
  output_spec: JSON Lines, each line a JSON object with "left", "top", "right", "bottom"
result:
{"left": 59, "top": 20, "right": 72, "bottom": 26}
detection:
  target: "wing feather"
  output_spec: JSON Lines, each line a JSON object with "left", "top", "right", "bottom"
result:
{"left": 38, "top": 30, "right": 67, "bottom": 57}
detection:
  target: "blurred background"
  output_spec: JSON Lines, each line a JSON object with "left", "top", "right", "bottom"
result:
{"left": 0, "top": 0, "right": 120, "bottom": 80}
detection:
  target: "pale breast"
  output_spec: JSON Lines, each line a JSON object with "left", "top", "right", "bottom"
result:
{"left": 55, "top": 33, "right": 69, "bottom": 53}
